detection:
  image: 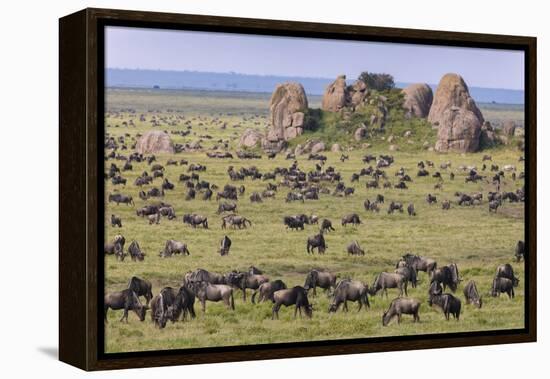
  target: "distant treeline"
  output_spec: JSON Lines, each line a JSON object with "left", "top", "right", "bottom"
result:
{"left": 106, "top": 68, "right": 525, "bottom": 105}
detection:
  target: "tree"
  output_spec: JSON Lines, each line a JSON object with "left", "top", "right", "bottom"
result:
{"left": 357, "top": 72, "right": 395, "bottom": 91}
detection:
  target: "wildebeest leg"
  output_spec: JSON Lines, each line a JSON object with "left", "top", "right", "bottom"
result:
{"left": 294, "top": 306, "right": 299, "bottom": 318}
{"left": 201, "top": 299, "right": 206, "bottom": 313}
{"left": 343, "top": 301, "right": 348, "bottom": 312}
{"left": 357, "top": 301, "right": 362, "bottom": 312}
{"left": 104, "top": 305, "right": 109, "bottom": 322}
{"left": 121, "top": 308, "right": 129, "bottom": 322}
{"left": 397, "top": 313, "right": 402, "bottom": 324}
{"left": 404, "top": 282, "right": 408, "bottom": 297}
{"left": 272, "top": 304, "right": 280, "bottom": 320}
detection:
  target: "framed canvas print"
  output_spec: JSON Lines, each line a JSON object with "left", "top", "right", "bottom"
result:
{"left": 59, "top": 8, "right": 536, "bottom": 371}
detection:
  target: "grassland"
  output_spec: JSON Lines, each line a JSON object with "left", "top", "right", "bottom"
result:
{"left": 104, "top": 88, "right": 525, "bottom": 353}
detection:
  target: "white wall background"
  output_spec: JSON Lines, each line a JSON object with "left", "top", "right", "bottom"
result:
{"left": 0, "top": 0, "right": 545, "bottom": 376}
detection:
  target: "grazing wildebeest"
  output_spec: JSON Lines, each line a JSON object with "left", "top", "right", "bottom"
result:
{"left": 251, "top": 280, "right": 287, "bottom": 303}
{"left": 303, "top": 270, "right": 337, "bottom": 296}
{"left": 221, "top": 214, "right": 252, "bottom": 229}
{"left": 429, "top": 292, "right": 461, "bottom": 320}
{"left": 307, "top": 232, "right": 326, "bottom": 254}
{"left": 183, "top": 213, "right": 208, "bottom": 228}
{"left": 158, "top": 206, "right": 176, "bottom": 220}
{"left": 284, "top": 216, "right": 305, "bottom": 230}
{"left": 111, "top": 214, "right": 122, "bottom": 227}
{"left": 150, "top": 294, "right": 169, "bottom": 329}
{"left": 370, "top": 272, "right": 408, "bottom": 297}
{"left": 347, "top": 240, "right": 365, "bottom": 256}
{"left": 104, "top": 235, "right": 126, "bottom": 260}
{"left": 127, "top": 240, "right": 145, "bottom": 261}
{"left": 401, "top": 253, "right": 437, "bottom": 275}
{"left": 159, "top": 239, "right": 190, "bottom": 258}
{"left": 167, "top": 285, "right": 196, "bottom": 322}
{"left": 320, "top": 219, "right": 335, "bottom": 233}
{"left": 376, "top": 194, "right": 385, "bottom": 203}
{"left": 108, "top": 193, "right": 134, "bottom": 206}
{"left": 192, "top": 281, "right": 235, "bottom": 312}
{"left": 272, "top": 286, "right": 313, "bottom": 320}
{"left": 515, "top": 240, "right": 525, "bottom": 262}
{"left": 148, "top": 212, "right": 160, "bottom": 225}
{"left": 136, "top": 204, "right": 160, "bottom": 217}
{"left": 426, "top": 193, "right": 437, "bottom": 204}
{"left": 250, "top": 192, "right": 262, "bottom": 202}
{"left": 341, "top": 213, "right": 361, "bottom": 226}
{"left": 217, "top": 202, "right": 237, "bottom": 214}
{"left": 491, "top": 277, "right": 515, "bottom": 299}
{"left": 104, "top": 289, "right": 147, "bottom": 322}
{"left": 387, "top": 201, "right": 404, "bottom": 214}
{"left": 495, "top": 263, "right": 520, "bottom": 287}
{"left": 184, "top": 268, "right": 225, "bottom": 285}
{"left": 219, "top": 235, "right": 231, "bottom": 256}
{"left": 463, "top": 280, "right": 482, "bottom": 308}
{"left": 395, "top": 265, "right": 418, "bottom": 288}
{"left": 225, "top": 271, "right": 269, "bottom": 301}
{"left": 407, "top": 203, "right": 416, "bottom": 216}
{"left": 431, "top": 263, "right": 460, "bottom": 292}
{"left": 328, "top": 279, "right": 370, "bottom": 312}
{"left": 382, "top": 298, "right": 421, "bottom": 326}
{"left": 127, "top": 276, "right": 153, "bottom": 305}
{"left": 442, "top": 200, "right": 451, "bottom": 210}
{"left": 489, "top": 200, "right": 501, "bottom": 212}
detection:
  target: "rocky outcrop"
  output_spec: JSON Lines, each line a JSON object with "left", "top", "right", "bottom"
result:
{"left": 354, "top": 125, "right": 368, "bottom": 141}
{"left": 238, "top": 128, "right": 263, "bottom": 148}
{"left": 480, "top": 121, "right": 496, "bottom": 147}
{"left": 402, "top": 83, "right": 433, "bottom": 118}
{"left": 269, "top": 82, "right": 308, "bottom": 141}
{"left": 428, "top": 73, "right": 484, "bottom": 127}
{"left": 322, "top": 75, "right": 369, "bottom": 112}
{"left": 135, "top": 130, "right": 174, "bottom": 154}
{"left": 434, "top": 106, "right": 482, "bottom": 153}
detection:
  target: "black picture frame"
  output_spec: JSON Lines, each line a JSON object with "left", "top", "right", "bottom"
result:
{"left": 59, "top": 7, "right": 537, "bottom": 371}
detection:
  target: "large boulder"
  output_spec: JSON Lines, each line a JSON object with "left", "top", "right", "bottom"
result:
{"left": 434, "top": 107, "right": 482, "bottom": 153}
{"left": 502, "top": 120, "right": 517, "bottom": 136}
{"left": 428, "top": 73, "right": 484, "bottom": 127}
{"left": 402, "top": 83, "right": 433, "bottom": 118}
{"left": 269, "top": 82, "right": 308, "bottom": 141}
{"left": 349, "top": 80, "right": 369, "bottom": 108}
{"left": 354, "top": 125, "right": 368, "bottom": 141}
{"left": 321, "top": 75, "right": 348, "bottom": 112}
{"left": 239, "top": 128, "right": 263, "bottom": 148}
{"left": 135, "top": 130, "right": 174, "bottom": 154}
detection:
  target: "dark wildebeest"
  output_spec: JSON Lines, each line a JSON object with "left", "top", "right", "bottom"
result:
{"left": 128, "top": 276, "right": 153, "bottom": 305}
{"left": 431, "top": 263, "right": 460, "bottom": 292}
{"left": 341, "top": 213, "right": 361, "bottom": 226}
{"left": 251, "top": 280, "right": 287, "bottom": 303}
{"left": 347, "top": 240, "right": 365, "bottom": 256}
{"left": 401, "top": 253, "right": 437, "bottom": 275}
{"left": 104, "top": 235, "right": 126, "bottom": 261}
{"left": 192, "top": 281, "right": 235, "bottom": 312}
{"left": 407, "top": 203, "right": 416, "bottom": 216}
{"left": 111, "top": 214, "right": 122, "bottom": 227}
{"left": 303, "top": 270, "right": 337, "bottom": 296}
{"left": 307, "top": 232, "right": 326, "bottom": 254}
{"left": 184, "top": 268, "right": 225, "bottom": 285}
{"left": 382, "top": 298, "right": 421, "bottom": 326}
{"left": 320, "top": 219, "right": 335, "bottom": 233}
{"left": 148, "top": 212, "right": 160, "bottom": 225}
{"left": 108, "top": 193, "right": 134, "bottom": 206}
{"left": 183, "top": 214, "right": 208, "bottom": 228}
{"left": 104, "top": 289, "right": 147, "bottom": 322}
{"left": 426, "top": 193, "right": 437, "bottom": 204}
{"left": 395, "top": 265, "right": 418, "bottom": 288}
{"left": 429, "top": 292, "right": 461, "bottom": 320}
{"left": 158, "top": 206, "right": 176, "bottom": 220}
{"left": 495, "top": 264, "right": 520, "bottom": 287}
{"left": 167, "top": 285, "right": 196, "bottom": 322}
{"left": 217, "top": 202, "right": 237, "bottom": 214}
{"left": 225, "top": 271, "right": 269, "bottom": 301}
{"left": 219, "top": 235, "right": 231, "bottom": 256}
{"left": 221, "top": 214, "right": 252, "bottom": 229}
{"left": 150, "top": 293, "right": 169, "bottom": 329}
{"left": 369, "top": 272, "right": 408, "bottom": 298}
{"left": 491, "top": 277, "right": 515, "bottom": 299}
{"left": 515, "top": 240, "right": 525, "bottom": 262}
{"left": 272, "top": 286, "right": 313, "bottom": 320}
{"left": 328, "top": 279, "right": 370, "bottom": 312}
{"left": 284, "top": 216, "right": 305, "bottom": 230}
{"left": 387, "top": 201, "right": 404, "bottom": 214}
{"left": 463, "top": 280, "right": 482, "bottom": 308}
{"left": 489, "top": 200, "right": 501, "bottom": 212}
{"left": 442, "top": 200, "right": 451, "bottom": 210}
{"left": 249, "top": 266, "right": 263, "bottom": 275}
{"left": 127, "top": 240, "right": 145, "bottom": 261}
{"left": 159, "top": 239, "right": 190, "bottom": 258}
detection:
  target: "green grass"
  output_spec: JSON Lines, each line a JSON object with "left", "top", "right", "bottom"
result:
{"left": 104, "top": 88, "right": 525, "bottom": 353}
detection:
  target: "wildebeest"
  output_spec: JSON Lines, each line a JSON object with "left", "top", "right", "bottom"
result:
{"left": 426, "top": 193, "right": 437, "bottom": 204}
{"left": 219, "top": 235, "right": 231, "bottom": 256}
{"left": 489, "top": 200, "right": 501, "bottom": 212}
{"left": 159, "top": 239, "right": 190, "bottom": 258}
{"left": 104, "top": 289, "right": 147, "bottom": 322}
{"left": 108, "top": 193, "right": 134, "bottom": 206}
{"left": 221, "top": 214, "right": 252, "bottom": 229}
{"left": 148, "top": 212, "right": 160, "bottom": 225}
{"left": 111, "top": 214, "right": 122, "bottom": 227}
{"left": 225, "top": 271, "right": 269, "bottom": 301}
{"left": 307, "top": 232, "right": 326, "bottom": 254}
{"left": 463, "top": 280, "right": 482, "bottom": 308}
{"left": 370, "top": 272, "right": 408, "bottom": 297}
{"left": 429, "top": 292, "right": 461, "bottom": 320}
{"left": 347, "top": 240, "right": 365, "bottom": 256}
{"left": 395, "top": 265, "right": 418, "bottom": 288}
{"left": 158, "top": 206, "right": 176, "bottom": 220}
{"left": 495, "top": 263, "right": 520, "bottom": 287}
{"left": 303, "top": 269, "right": 337, "bottom": 296}
{"left": 272, "top": 286, "right": 312, "bottom": 320}
{"left": 150, "top": 293, "right": 169, "bottom": 329}
{"left": 136, "top": 204, "right": 160, "bottom": 217}
{"left": 515, "top": 240, "right": 525, "bottom": 262}
{"left": 192, "top": 281, "right": 235, "bottom": 312}
{"left": 328, "top": 279, "right": 370, "bottom": 312}
{"left": 168, "top": 285, "right": 196, "bottom": 322}
{"left": 127, "top": 276, "right": 153, "bottom": 305}
{"left": 183, "top": 214, "right": 208, "bottom": 228}
{"left": 442, "top": 200, "right": 451, "bottom": 210}
{"left": 382, "top": 297, "right": 421, "bottom": 326}
{"left": 251, "top": 280, "right": 287, "bottom": 303}
{"left": 401, "top": 253, "right": 437, "bottom": 275}
{"left": 407, "top": 203, "right": 416, "bottom": 216}
{"left": 217, "top": 202, "right": 237, "bottom": 214}
{"left": 184, "top": 268, "right": 225, "bottom": 285}
{"left": 341, "top": 213, "right": 361, "bottom": 226}
{"left": 491, "top": 277, "right": 515, "bottom": 299}
{"left": 127, "top": 240, "right": 145, "bottom": 261}
{"left": 431, "top": 263, "right": 460, "bottom": 292}
{"left": 104, "top": 235, "right": 126, "bottom": 261}
{"left": 387, "top": 201, "right": 404, "bottom": 214}
{"left": 284, "top": 216, "right": 305, "bottom": 230}
{"left": 320, "top": 219, "right": 335, "bottom": 233}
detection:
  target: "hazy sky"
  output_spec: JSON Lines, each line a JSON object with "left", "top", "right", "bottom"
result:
{"left": 105, "top": 26, "right": 525, "bottom": 90}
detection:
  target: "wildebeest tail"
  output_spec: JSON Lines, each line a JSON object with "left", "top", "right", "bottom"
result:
{"left": 362, "top": 287, "right": 370, "bottom": 308}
